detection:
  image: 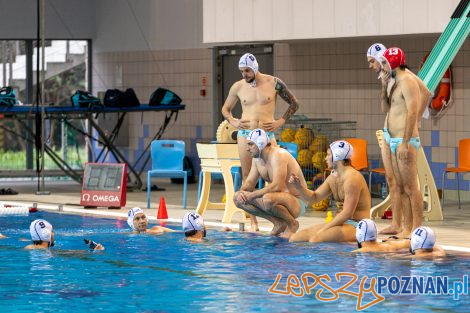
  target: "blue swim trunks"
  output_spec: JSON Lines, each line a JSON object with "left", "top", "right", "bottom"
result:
{"left": 238, "top": 129, "right": 276, "bottom": 140}
{"left": 383, "top": 128, "right": 420, "bottom": 155}
{"left": 297, "top": 198, "right": 307, "bottom": 217}
{"left": 344, "top": 219, "right": 359, "bottom": 228}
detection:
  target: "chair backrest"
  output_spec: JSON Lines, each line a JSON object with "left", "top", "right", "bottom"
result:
{"left": 344, "top": 138, "right": 369, "bottom": 171}
{"left": 458, "top": 138, "right": 470, "bottom": 169}
{"left": 151, "top": 140, "right": 185, "bottom": 171}
{"left": 278, "top": 141, "right": 299, "bottom": 159}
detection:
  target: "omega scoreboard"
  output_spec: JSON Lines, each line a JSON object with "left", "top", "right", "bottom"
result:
{"left": 80, "top": 163, "right": 127, "bottom": 208}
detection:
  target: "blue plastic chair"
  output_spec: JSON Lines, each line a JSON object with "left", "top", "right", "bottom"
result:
{"left": 147, "top": 140, "right": 187, "bottom": 209}
{"left": 278, "top": 141, "right": 298, "bottom": 159}
{"left": 197, "top": 167, "right": 241, "bottom": 203}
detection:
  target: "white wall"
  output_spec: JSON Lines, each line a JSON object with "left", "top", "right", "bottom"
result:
{"left": 0, "top": 0, "right": 95, "bottom": 39}
{"left": 94, "top": 0, "right": 205, "bottom": 52}
{"left": 203, "top": 0, "right": 459, "bottom": 44}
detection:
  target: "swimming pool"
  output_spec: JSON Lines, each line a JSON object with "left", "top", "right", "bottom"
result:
{"left": 0, "top": 211, "right": 469, "bottom": 312}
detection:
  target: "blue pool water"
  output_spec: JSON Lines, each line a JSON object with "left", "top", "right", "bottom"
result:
{"left": 0, "top": 211, "right": 469, "bottom": 312}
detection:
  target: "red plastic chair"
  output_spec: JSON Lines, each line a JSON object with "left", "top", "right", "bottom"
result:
{"left": 442, "top": 138, "right": 470, "bottom": 209}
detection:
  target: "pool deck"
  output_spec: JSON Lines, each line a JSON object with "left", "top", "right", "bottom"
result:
{"left": 1, "top": 179, "right": 469, "bottom": 252}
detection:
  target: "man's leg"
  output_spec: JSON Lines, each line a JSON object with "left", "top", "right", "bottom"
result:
{"left": 237, "top": 136, "right": 259, "bottom": 231}
{"left": 396, "top": 144, "right": 422, "bottom": 236}
{"left": 262, "top": 192, "right": 301, "bottom": 236}
{"left": 390, "top": 152, "right": 410, "bottom": 237}
{"left": 233, "top": 192, "right": 287, "bottom": 235}
{"left": 289, "top": 223, "right": 325, "bottom": 242}
{"left": 308, "top": 224, "right": 356, "bottom": 243}
{"left": 379, "top": 143, "right": 403, "bottom": 234}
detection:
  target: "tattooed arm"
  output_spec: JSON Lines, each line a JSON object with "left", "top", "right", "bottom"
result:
{"left": 261, "top": 77, "right": 299, "bottom": 132}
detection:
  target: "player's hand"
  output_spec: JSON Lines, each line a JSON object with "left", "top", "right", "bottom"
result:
{"left": 234, "top": 191, "right": 248, "bottom": 204}
{"left": 380, "top": 70, "right": 390, "bottom": 86}
{"left": 262, "top": 119, "right": 284, "bottom": 132}
{"left": 234, "top": 118, "right": 250, "bottom": 130}
{"left": 288, "top": 173, "right": 301, "bottom": 189}
{"left": 397, "top": 143, "right": 409, "bottom": 161}
{"left": 94, "top": 243, "right": 105, "bottom": 251}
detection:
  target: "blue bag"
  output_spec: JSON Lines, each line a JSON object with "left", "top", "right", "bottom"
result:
{"left": 0, "top": 87, "right": 17, "bottom": 106}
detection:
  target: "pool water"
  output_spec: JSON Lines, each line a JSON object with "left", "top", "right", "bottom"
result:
{"left": 0, "top": 211, "right": 469, "bottom": 312}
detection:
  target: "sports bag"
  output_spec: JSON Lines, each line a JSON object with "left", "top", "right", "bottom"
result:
{"left": 149, "top": 87, "right": 182, "bottom": 106}
{"left": 0, "top": 87, "right": 17, "bottom": 106}
{"left": 71, "top": 90, "right": 102, "bottom": 109}
{"left": 104, "top": 88, "right": 140, "bottom": 107}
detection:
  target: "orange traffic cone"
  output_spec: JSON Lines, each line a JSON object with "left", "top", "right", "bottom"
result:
{"left": 157, "top": 196, "right": 168, "bottom": 219}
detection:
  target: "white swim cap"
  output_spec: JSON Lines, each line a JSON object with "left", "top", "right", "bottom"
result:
{"left": 30, "top": 219, "right": 53, "bottom": 242}
{"left": 367, "top": 43, "right": 387, "bottom": 63}
{"left": 410, "top": 226, "right": 436, "bottom": 252}
{"left": 239, "top": 53, "right": 259, "bottom": 74}
{"left": 356, "top": 219, "right": 378, "bottom": 243}
{"left": 247, "top": 129, "right": 269, "bottom": 152}
{"left": 329, "top": 140, "right": 353, "bottom": 162}
{"left": 182, "top": 212, "right": 205, "bottom": 232}
{"left": 128, "top": 207, "right": 145, "bottom": 230}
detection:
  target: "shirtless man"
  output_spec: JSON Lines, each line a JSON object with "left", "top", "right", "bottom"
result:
{"left": 288, "top": 140, "right": 371, "bottom": 243}
{"left": 379, "top": 47, "right": 431, "bottom": 237}
{"left": 222, "top": 53, "right": 299, "bottom": 230}
{"left": 352, "top": 219, "right": 410, "bottom": 253}
{"left": 127, "top": 207, "right": 174, "bottom": 234}
{"left": 233, "top": 129, "right": 308, "bottom": 237}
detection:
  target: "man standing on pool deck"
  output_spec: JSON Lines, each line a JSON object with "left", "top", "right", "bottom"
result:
{"left": 233, "top": 129, "right": 308, "bottom": 237}
{"left": 222, "top": 53, "right": 300, "bottom": 231}
{"left": 288, "top": 140, "right": 371, "bottom": 243}
{"left": 379, "top": 47, "right": 431, "bottom": 238}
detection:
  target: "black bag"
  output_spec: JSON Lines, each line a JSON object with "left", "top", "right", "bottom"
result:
{"left": 104, "top": 88, "right": 140, "bottom": 107}
{"left": 71, "top": 90, "right": 102, "bottom": 109}
{"left": 124, "top": 88, "right": 140, "bottom": 107}
{"left": 171, "top": 156, "right": 196, "bottom": 184}
{"left": 149, "top": 88, "right": 182, "bottom": 106}
{"left": 0, "top": 87, "right": 17, "bottom": 106}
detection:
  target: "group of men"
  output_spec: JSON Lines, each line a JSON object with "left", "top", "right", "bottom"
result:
{"left": 224, "top": 46, "right": 438, "bottom": 251}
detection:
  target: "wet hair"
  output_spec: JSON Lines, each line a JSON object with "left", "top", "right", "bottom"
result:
{"left": 341, "top": 159, "right": 352, "bottom": 166}
{"left": 399, "top": 64, "right": 409, "bottom": 70}
{"left": 184, "top": 229, "right": 207, "bottom": 238}
{"left": 357, "top": 242, "right": 362, "bottom": 249}
{"left": 33, "top": 240, "right": 44, "bottom": 245}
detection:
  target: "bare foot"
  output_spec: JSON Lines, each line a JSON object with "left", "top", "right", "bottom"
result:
{"left": 287, "top": 219, "right": 300, "bottom": 234}
{"left": 279, "top": 231, "right": 292, "bottom": 239}
{"left": 270, "top": 222, "right": 287, "bottom": 236}
{"left": 379, "top": 225, "right": 401, "bottom": 235}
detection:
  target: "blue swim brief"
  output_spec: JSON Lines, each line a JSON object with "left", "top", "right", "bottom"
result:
{"left": 237, "top": 129, "right": 275, "bottom": 140}
{"left": 297, "top": 198, "right": 307, "bottom": 217}
{"left": 383, "top": 128, "right": 421, "bottom": 155}
{"left": 344, "top": 219, "right": 359, "bottom": 228}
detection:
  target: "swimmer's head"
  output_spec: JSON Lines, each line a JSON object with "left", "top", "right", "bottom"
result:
{"left": 366, "top": 43, "right": 386, "bottom": 73}
{"left": 356, "top": 219, "right": 378, "bottom": 247}
{"left": 328, "top": 140, "right": 353, "bottom": 164}
{"left": 30, "top": 219, "right": 54, "bottom": 246}
{"left": 182, "top": 212, "right": 206, "bottom": 237}
{"left": 239, "top": 53, "right": 258, "bottom": 85}
{"left": 410, "top": 226, "right": 436, "bottom": 254}
{"left": 381, "top": 47, "right": 406, "bottom": 74}
{"left": 246, "top": 129, "right": 270, "bottom": 158}
{"left": 128, "top": 207, "right": 147, "bottom": 231}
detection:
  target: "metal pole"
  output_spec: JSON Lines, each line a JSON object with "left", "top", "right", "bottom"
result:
{"left": 36, "top": 0, "right": 50, "bottom": 195}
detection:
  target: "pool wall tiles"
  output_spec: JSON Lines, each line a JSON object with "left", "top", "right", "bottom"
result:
{"left": 93, "top": 37, "right": 470, "bottom": 201}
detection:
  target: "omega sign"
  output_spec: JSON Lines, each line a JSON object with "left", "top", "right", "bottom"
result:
{"left": 80, "top": 163, "right": 127, "bottom": 208}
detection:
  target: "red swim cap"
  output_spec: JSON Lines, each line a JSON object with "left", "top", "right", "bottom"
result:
{"left": 382, "top": 47, "right": 406, "bottom": 70}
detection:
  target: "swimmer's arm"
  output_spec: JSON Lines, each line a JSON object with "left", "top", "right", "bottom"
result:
{"left": 148, "top": 226, "right": 175, "bottom": 234}
{"left": 246, "top": 154, "right": 288, "bottom": 200}
{"left": 240, "top": 160, "right": 260, "bottom": 192}
{"left": 402, "top": 78, "right": 420, "bottom": 144}
{"left": 289, "top": 173, "right": 332, "bottom": 204}
{"left": 222, "top": 83, "right": 249, "bottom": 129}
{"left": 380, "top": 82, "right": 390, "bottom": 113}
{"left": 275, "top": 77, "right": 299, "bottom": 123}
